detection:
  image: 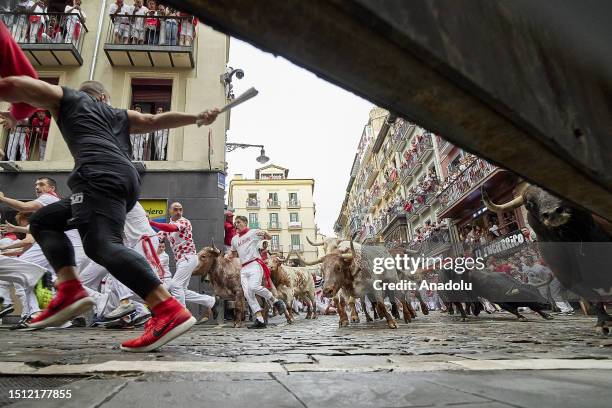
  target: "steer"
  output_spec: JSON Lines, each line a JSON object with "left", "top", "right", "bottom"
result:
{"left": 299, "top": 241, "right": 406, "bottom": 328}
{"left": 192, "top": 245, "right": 245, "bottom": 327}
{"left": 268, "top": 255, "right": 318, "bottom": 321}
{"left": 483, "top": 183, "right": 612, "bottom": 334}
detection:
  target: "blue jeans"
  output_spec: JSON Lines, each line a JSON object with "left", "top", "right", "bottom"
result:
{"left": 165, "top": 20, "right": 178, "bottom": 45}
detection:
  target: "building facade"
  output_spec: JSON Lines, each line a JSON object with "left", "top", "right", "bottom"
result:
{"left": 335, "top": 108, "right": 528, "bottom": 260}
{"left": 228, "top": 164, "right": 320, "bottom": 262}
{"left": 0, "top": 1, "right": 231, "bottom": 314}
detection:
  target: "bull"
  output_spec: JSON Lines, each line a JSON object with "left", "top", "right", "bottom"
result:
{"left": 482, "top": 183, "right": 612, "bottom": 334}
{"left": 267, "top": 255, "right": 318, "bottom": 321}
{"left": 299, "top": 241, "right": 411, "bottom": 328}
{"left": 192, "top": 245, "right": 245, "bottom": 328}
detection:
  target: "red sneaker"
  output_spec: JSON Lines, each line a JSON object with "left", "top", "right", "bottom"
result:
{"left": 120, "top": 297, "right": 195, "bottom": 352}
{"left": 27, "top": 279, "right": 94, "bottom": 330}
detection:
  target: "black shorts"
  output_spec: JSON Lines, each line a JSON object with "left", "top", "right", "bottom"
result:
{"left": 67, "top": 168, "right": 139, "bottom": 227}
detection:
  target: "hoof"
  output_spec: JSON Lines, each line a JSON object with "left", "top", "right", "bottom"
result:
{"left": 543, "top": 313, "right": 554, "bottom": 320}
{"left": 340, "top": 320, "right": 349, "bottom": 327}
{"left": 351, "top": 316, "right": 360, "bottom": 323}
{"left": 366, "top": 317, "right": 373, "bottom": 322}
{"left": 404, "top": 317, "right": 411, "bottom": 324}
{"left": 461, "top": 317, "right": 468, "bottom": 322}
{"left": 387, "top": 321, "right": 398, "bottom": 329}
{"left": 518, "top": 316, "right": 528, "bottom": 322}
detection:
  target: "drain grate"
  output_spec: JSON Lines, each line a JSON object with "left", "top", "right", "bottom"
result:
{"left": 0, "top": 376, "right": 81, "bottom": 407}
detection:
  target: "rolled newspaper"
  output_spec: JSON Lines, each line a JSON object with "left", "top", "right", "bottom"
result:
{"left": 197, "top": 87, "right": 259, "bottom": 127}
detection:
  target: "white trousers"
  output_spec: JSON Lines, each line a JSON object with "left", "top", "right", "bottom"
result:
{"left": 6, "top": 128, "right": 28, "bottom": 161}
{"left": 240, "top": 261, "right": 273, "bottom": 314}
{"left": 0, "top": 255, "right": 47, "bottom": 317}
{"left": 168, "top": 253, "right": 215, "bottom": 308}
{"left": 154, "top": 130, "right": 168, "bottom": 160}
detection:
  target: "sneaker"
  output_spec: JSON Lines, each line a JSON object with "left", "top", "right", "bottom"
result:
{"left": 273, "top": 299, "right": 287, "bottom": 315}
{"left": 26, "top": 279, "right": 95, "bottom": 330}
{"left": 247, "top": 319, "right": 267, "bottom": 329}
{"left": 10, "top": 315, "right": 34, "bottom": 331}
{"left": 0, "top": 304, "right": 15, "bottom": 319}
{"left": 105, "top": 312, "right": 136, "bottom": 329}
{"left": 70, "top": 316, "right": 87, "bottom": 327}
{"left": 131, "top": 313, "right": 152, "bottom": 327}
{"left": 103, "top": 302, "right": 136, "bottom": 321}
{"left": 120, "top": 297, "right": 195, "bottom": 353}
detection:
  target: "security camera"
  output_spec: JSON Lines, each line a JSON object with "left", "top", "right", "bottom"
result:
{"left": 235, "top": 69, "right": 244, "bottom": 79}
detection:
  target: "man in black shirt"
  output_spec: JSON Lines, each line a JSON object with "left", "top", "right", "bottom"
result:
{"left": 0, "top": 76, "right": 218, "bottom": 352}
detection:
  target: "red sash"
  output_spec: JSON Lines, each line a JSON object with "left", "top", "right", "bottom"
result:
{"left": 141, "top": 235, "right": 165, "bottom": 279}
{"left": 242, "top": 258, "right": 272, "bottom": 289}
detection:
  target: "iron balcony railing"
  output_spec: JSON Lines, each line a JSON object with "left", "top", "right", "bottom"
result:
{"left": 286, "top": 200, "right": 301, "bottom": 208}
{"left": 287, "top": 221, "right": 302, "bottom": 229}
{"left": 4, "top": 122, "right": 51, "bottom": 161}
{"left": 267, "top": 222, "right": 282, "bottom": 230}
{"left": 129, "top": 130, "right": 169, "bottom": 161}
{"left": 105, "top": 14, "right": 196, "bottom": 47}
{"left": 246, "top": 199, "right": 260, "bottom": 209}
{"left": 436, "top": 158, "right": 497, "bottom": 213}
{"left": 408, "top": 229, "right": 452, "bottom": 256}
{"left": 248, "top": 221, "right": 260, "bottom": 229}
{"left": 266, "top": 200, "right": 281, "bottom": 208}
{"left": 1, "top": 11, "right": 88, "bottom": 64}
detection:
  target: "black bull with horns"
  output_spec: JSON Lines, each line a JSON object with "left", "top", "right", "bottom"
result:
{"left": 482, "top": 183, "right": 612, "bottom": 334}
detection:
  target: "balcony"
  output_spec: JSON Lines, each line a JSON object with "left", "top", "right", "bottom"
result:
{"left": 270, "top": 244, "right": 284, "bottom": 254}
{"left": 266, "top": 200, "right": 281, "bottom": 209}
{"left": 267, "top": 222, "right": 282, "bottom": 230}
{"left": 1, "top": 12, "right": 88, "bottom": 66}
{"left": 3, "top": 120, "right": 50, "bottom": 162}
{"left": 436, "top": 158, "right": 497, "bottom": 213}
{"left": 248, "top": 221, "right": 260, "bottom": 229}
{"left": 408, "top": 229, "right": 452, "bottom": 257}
{"left": 246, "top": 199, "right": 260, "bottom": 210}
{"left": 103, "top": 15, "right": 195, "bottom": 67}
{"left": 288, "top": 221, "right": 302, "bottom": 230}
{"left": 286, "top": 200, "right": 301, "bottom": 209}
{"left": 289, "top": 244, "right": 304, "bottom": 253}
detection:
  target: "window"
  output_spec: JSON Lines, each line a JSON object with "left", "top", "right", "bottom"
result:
{"left": 290, "top": 213, "right": 299, "bottom": 222}
{"left": 271, "top": 235, "right": 280, "bottom": 250}
{"left": 270, "top": 213, "right": 279, "bottom": 223}
{"left": 130, "top": 78, "right": 172, "bottom": 161}
{"left": 248, "top": 213, "right": 258, "bottom": 225}
{"left": 247, "top": 193, "right": 259, "bottom": 206}
{"left": 291, "top": 234, "right": 301, "bottom": 247}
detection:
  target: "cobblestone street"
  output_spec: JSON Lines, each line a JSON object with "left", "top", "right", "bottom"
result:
{"left": 1, "top": 311, "right": 611, "bottom": 407}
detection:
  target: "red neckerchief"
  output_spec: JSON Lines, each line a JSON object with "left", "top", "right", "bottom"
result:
{"left": 238, "top": 227, "right": 250, "bottom": 237}
{"left": 43, "top": 191, "right": 60, "bottom": 198}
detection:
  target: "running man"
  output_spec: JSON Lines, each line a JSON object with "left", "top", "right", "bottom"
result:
{"left": 149, "top": 202, "right": 216, "bottom": 309}
{"left": 229, "top": 215, "right": 286, "bottom": 329}
{"left": 0, "top": 75, "right": 219, "bottom": 352}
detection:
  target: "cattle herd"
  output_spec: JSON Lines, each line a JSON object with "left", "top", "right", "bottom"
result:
{"left": 194, "top": 184, "right": 611, "bottom": 336}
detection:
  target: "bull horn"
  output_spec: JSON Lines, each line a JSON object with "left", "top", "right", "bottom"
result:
{"left": 350, "top": 239, "right": 356, "bottom": 259}
{"left": 210, "top": 238, "right": 220, "bottom": 254}
{"left": 340, "top": 252, "right": 353, "bottom": 261}
{"left": 481, "top": 182, "right": 528, "bottom": 212}
{"left": 306, "top": 236, "right": 325, "bottom": 246}
{"left": 296, "top": 251, "right": 324, "bottom": 266}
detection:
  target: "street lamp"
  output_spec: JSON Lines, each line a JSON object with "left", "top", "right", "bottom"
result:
{"left": 226, "top": 142, "right": 269, "bottom": 164}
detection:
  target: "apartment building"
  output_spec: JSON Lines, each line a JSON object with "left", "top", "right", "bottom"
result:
{"left": 228, "top": 164, "right": 320, "bottom": 262}
{"left": 0, "top": 0, "right": 230, "bottom": 249}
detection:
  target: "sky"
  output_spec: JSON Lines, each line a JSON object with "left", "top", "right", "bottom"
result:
{"left": 226, "top": 38, "right": 374, "bottom": 236}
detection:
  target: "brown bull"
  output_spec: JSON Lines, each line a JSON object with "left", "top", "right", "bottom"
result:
{"left": 299, "top": 242, "right": 402, "bottom": 329}
{"left": 192, "top": 246, "right": 246, "bottom": 328}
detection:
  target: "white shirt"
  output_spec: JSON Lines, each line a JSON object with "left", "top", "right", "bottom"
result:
{"left": 123, "top": 202, "right": 155, "bottom": 248}
{"left": 158, "top": 251, "right": 171, "bottom": 280}
{"left": 33, "top": 193, "right": 82, "bottom": 248}
{"left": 131, "top": 5, "right": 148, "bottom": 28}
{"left": 109, "top": 3, "right": 131, "bottom": 24}
{"left": 231, "top": 229, "right": 262, "bottom": 263}
{"left": 65, "top": 4, "right": 86, "bottom": 20}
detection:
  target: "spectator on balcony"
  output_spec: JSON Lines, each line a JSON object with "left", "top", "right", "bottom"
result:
{"left": 129, "top": 0, "right": 148, "bottom": 45}
{"left": 153, "top": 106, "right": 169, "bottom": 160}
{"left": 41, "top": 15, "right": 61, "bottom": 43}
{"left": 6, "top": 118, "right": 29, "bottom": 161}
{"left": 11, "top": 1, "right": 33, "bottom": 43}
{"left": 28, "top": 1, "right": 47, "bottom": 44}
{"left": 259, "top": 240, "right": 269, "bottom": 261}
{"left": 164, "top": 7, "right": 178, "bottom": 45}
{"left": 154, "top": 3, "right": 166, "bottom": 44}
{"left": 143, "top": 0, "right": 158, "bottom": 44}
{"left": 110, "top": 0, "right": 131, "bottom": 44}
{"left": 178, "top": 11, "right": 194, "bottom": 47}
{"left": 30, "top": 109, "right": 49, "bottom": 160}
{"left": 64, "top": 0, "right": 85, "bottom": 45}
{"left": 130, "top": 105, "right": 149, "bottom": 161}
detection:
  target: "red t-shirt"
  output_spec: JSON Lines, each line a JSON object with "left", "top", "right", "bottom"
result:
{"left": 224, "top": 220, "right": 236, "bottom": 246}
{"left": 32, "top": 116, "right": 50, "bottom": 140}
